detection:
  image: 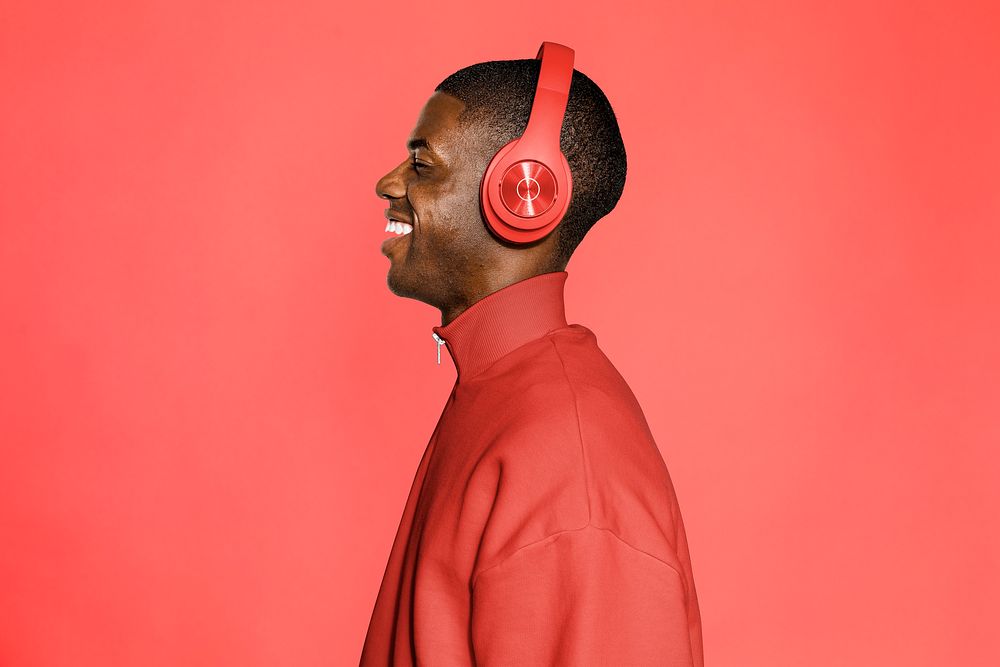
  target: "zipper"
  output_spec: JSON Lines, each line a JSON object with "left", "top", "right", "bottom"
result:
{"left": 431, "top": 331, "right": 446, "bottom": 365}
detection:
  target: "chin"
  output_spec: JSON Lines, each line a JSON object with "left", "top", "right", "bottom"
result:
{"left": 386, "top": 266, "right": 440, "bottom": 309}
{"left": 385, "top": 267, "right": 406, "bottom": 296}
{"left": 385, "top": 265, "right": 418, "bottom": 299}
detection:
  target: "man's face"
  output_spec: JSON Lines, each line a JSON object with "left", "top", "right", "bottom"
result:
{"left": 376, "top": 92, "right": 496, "bottom": 309}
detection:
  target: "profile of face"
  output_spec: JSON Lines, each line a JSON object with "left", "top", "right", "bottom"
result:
{"left": 375, "top": 92, "right": 501, "bottom": 312}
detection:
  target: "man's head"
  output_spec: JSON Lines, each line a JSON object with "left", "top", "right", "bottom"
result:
{"left": 376, "top": 56, "right": 626, "bottom": 324}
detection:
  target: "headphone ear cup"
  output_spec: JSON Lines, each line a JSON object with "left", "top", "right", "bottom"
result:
{"left": 480, "top": 139, "right": 572, "bottom": 245}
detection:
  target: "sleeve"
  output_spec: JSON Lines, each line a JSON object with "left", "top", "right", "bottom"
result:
{"left": 470, "top": 524, "right": 696, "bottom": 666}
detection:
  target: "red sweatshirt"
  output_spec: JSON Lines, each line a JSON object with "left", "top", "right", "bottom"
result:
{"left": 360, "top": 270, "right": 703, "bottom": 666}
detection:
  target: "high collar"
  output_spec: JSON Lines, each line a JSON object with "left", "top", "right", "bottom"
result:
{"left": 431, "top": 271, "right": 569, "bottom": 381}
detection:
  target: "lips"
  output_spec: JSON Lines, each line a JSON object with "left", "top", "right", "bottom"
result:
{"left": 383, "top": 208, "right": 413, "bottom": 237}
{"left": 384, "top": 208, "right": 412, "bottom": 225}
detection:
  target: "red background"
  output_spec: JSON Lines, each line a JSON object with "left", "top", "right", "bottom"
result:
{"left": 1, "top": 1, "right": 997, "bottom": 664}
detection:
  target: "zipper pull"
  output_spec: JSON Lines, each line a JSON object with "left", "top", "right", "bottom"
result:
{"left": 431, "top": 332, "right": 445, "bottom": 365}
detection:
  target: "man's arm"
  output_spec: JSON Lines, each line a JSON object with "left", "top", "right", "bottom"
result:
{"left": 470, "top": 523, "right": 696, "bottom": 666}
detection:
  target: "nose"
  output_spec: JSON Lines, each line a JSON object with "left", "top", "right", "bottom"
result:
{"left": 375, "top": 159, "right": 408, "bottom": 200}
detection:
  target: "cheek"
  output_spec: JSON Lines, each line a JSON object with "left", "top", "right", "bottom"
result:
{"left": 412, "top": 181, "right": 482, "bottom": 232}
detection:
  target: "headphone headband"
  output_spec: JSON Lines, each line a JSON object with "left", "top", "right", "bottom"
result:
{"left": 479, "top": 41, "right": 576, "bottom": 244}
{"left": 519, "top": 42, "right": 574, "bottom": 148}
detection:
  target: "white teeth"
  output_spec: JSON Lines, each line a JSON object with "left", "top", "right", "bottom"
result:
{"left": 384, "top": 220, "right": 413, "bottom": 236}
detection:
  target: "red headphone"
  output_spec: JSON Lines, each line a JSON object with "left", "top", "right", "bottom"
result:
{"left": 480, "top": 41, "right": 575, "bottom": 245}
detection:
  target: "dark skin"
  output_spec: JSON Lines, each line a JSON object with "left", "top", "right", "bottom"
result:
{"left": 376, "top": 91, "right": 567, "bottom": 327}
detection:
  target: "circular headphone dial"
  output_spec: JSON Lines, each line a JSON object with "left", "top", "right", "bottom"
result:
{"left": 499, "top": 160, "right": 557, "bottom": 218}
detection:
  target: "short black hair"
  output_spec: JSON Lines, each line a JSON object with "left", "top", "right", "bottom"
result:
{"left": 435, "top": 58, "right": 627, "bottom": 266}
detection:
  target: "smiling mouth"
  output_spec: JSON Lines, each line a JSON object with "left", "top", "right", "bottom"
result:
{"left": 381, "top": 220, "right": 413, "bottom": 256}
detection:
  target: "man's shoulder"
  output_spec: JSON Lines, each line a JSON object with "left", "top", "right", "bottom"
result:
{"left": 481, "top": 325, "right": 619, "bottom": 403}
{"left": 468, "top": 327, "right": 683, "bottom": 572}
{"left": 484, "top": 326, "right": 655, "bottom": 451}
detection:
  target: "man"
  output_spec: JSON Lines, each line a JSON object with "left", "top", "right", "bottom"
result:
{"left": 361, "top": 45, "right": 703, "bottom": 666}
